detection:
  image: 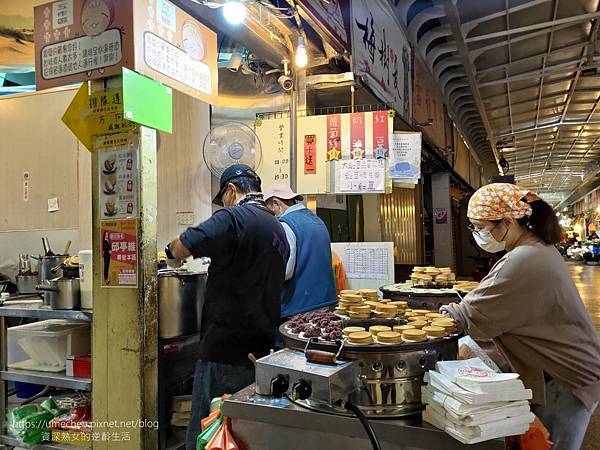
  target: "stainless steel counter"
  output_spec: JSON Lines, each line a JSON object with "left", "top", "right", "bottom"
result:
{"left": 224, "top": 385, "right": 505, "bottom": 450}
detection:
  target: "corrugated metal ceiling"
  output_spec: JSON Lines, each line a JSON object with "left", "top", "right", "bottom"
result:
{"left": 393, "top": 0, "right": 600, "bottom": 204}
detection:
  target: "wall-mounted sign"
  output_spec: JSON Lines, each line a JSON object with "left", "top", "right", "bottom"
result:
{"left": 34, "top": 0, "right": 218, "bottom": 104}
{"left": 100, "top": 218, "right": 138, "bottom": 288}
{"left": 351, "top": 0, "right": 411, "bottom": 121}
{"left": 34, "top": 0, "right": 135, "bottom": 90}
{"left": 255, "top": 118, "right": 291, "bottom": 191}
{"left": 389, "top": 132, "right": 421, "bottom": 182}
{"left": 434, "top": 207, "right": 448, "bottom": 225}
{"left": 334, "top": 159, "right": 385, "bottom": 193}
{"left": 133, "top": 0, "right": 218, "bottom": 104}
{"left": 22, "top": 172, "right": 30, "bottom": 202}
{"left": 62, "top": 83, "right": 136, "bottom": 151}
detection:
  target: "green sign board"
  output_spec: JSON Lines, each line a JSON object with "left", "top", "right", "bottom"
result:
{"left": 123, "top": 67, "right": 173, "bottom": 133}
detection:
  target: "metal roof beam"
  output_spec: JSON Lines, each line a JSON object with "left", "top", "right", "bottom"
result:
{"left": 496, "top": 120, "right": 600, "bottom": 139}
{"left": 476, "top": 41, "right": 588, "bottom": 77}
{"left": 481, "top": 75, "right": 574, "bottom": 101}
{"left": 443, "top": 0, "right": 501, "bottom": 165}
{"left": 466, "top": 11, "right": 600, "bottom": 43}
{"left": 462, "top": 0, "right": 553, "bottom": 35}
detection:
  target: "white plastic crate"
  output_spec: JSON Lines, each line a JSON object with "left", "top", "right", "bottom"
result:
{"left": 7, "top": 320, "right": 91, "bottom": 372}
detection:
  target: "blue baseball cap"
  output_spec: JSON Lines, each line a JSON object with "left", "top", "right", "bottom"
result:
{"left": 212, "top": 164, "right": 261, "bottom": 206}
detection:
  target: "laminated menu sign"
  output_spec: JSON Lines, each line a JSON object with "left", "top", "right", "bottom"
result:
{"left": 100, "top": 218, "right": 138, "bottom": 288}
{"left": 334, "top": 159, "right": 385, "bottom": 193}
{"left": 97, "top": 134, "right": 139, "bottom": 219}
{"left": 344, "top": 246, "right": 389, "bottom": 280}
{"left": 389, "top": 132, "right": 422, "bottom": 181}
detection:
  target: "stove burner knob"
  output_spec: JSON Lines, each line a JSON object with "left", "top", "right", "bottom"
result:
{"left": 292, "top": 380, "right": 312, "bottom": 401}
{"left": 270, "top": 375, "right": 289, "bottom": 397}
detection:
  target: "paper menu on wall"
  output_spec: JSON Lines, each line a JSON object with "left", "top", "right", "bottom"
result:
{"left": 334, "top": 159, "right": 385, "bottom": 193}
{"left": 97, "top": 135, "right": 139, "bottom": 220}
{"left": 343, "top": 246, "right": 390, "bottom": 280}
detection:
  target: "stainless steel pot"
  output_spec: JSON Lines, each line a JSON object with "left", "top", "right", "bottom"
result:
{"left": 158, "top": 270, "right": 206, "bottom": 339}
{"left": 16, "top": 275, "right": 39, "bottom": 294}
{"left": 36, "top": 277, "right": 80, "bottom": 310}
{"left": 36, "top": 255, "right": 67, "bottom": 283}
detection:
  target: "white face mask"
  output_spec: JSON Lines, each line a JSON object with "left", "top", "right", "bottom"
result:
{"left": 473, "top": 229, "right": 506, "bottom": 253}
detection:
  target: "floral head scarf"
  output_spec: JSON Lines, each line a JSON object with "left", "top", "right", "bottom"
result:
{"left": 468, "top": 183, "right": 534, "bottom": 220}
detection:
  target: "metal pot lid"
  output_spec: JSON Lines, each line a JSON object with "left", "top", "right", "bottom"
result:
{"left": 157, "top": 269, "right": 202, "bottom": 278}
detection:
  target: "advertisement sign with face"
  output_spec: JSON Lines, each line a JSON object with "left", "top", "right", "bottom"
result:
{"left": 133, "top": 0, "right": 218, "bottom": 104}
{"left": 34, "top": 0, "right": 135, "bottom": 90}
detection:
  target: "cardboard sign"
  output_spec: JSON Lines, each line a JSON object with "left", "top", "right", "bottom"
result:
{"left": 304, "top": 134, "right": 317, "bottom": 175}
{"left": 34, "top": 0, "right": 135, "bottom": 90}
{"left": 133, "top": 0, "right": 218, "bottom": 104}
{"left": 62, "top": 83, "right": 136, "bottom": 150}
{"left": 100, "top": 218, "right": 138, "bottom": 288}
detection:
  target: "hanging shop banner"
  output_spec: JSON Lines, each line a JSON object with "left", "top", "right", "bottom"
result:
{"left": 326, "top": 114, "right": 342, "bottom": 161}
{"left": 34, "top": 0, "right": 135, "bottom": 90}
{"left": 413, "top": 58, "right": 448, "bottom": 150}
{"left": 304, "top": 135, "right": 317, "bottom": 174}
{"left": 255, "top": 117, "right": 291, "bottom": 191}
{"left": 97, "top": 133, "right": 139, "bottom": 220}
{"left": 100, "top": 218, "right": 138, "bottom": 288}
{"left": 389, "top": 132, "right": 421, "bottom": 181}
{"left": 372, "top": 110, "right": 389, "bottom": 158}
{"left": 334, "top": 159, "right": 385, "bottom": 194}
{"left": 350, "top": 112, "right": 366, "bottom": 159}
{"left": 133, "top": 0, "right": 218, "bottom": 104}
{"left": 351, "top": 0, "right": 411, "bottom": 121}
{"left": 62, "top": 83, "right": 136, "bottom": 151}
{"left": 297, "top": 0, "right": 351, "bottom": 51}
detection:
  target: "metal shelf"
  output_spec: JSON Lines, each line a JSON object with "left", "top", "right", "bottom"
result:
{"left": 0, "top": 434, "right": 90, "bottom": 449}
{"left": 0, "top": 369, "right": 91, "bottom": 391}
{"left": 0, "top": 302, "right": 92, "bottom": 322}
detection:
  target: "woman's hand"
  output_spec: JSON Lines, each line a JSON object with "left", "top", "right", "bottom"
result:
{"left": 439, "top": 305, "right": 452, "bottom": 316}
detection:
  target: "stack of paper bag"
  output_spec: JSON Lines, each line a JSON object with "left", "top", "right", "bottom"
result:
{"left": 422, "top": 358, "right": 535, "bottom": 444}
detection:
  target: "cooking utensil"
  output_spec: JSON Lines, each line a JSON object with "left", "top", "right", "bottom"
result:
{"left": 19, "top": 254, "right": 32, "bottom": 274}
{"left": 42, "top": 237, "right": 54, "bottom": 256}
{"left": 158, "top": 269, "right": 206, "bottom": 339}
{"left": 36, "top": 278, "right": 80, "bottom": 310}
{"left": 16, "top": 275, "right": 38, "bottom": 295}
{"left": 63, "top": 240, "right": 72, "bottom": 255}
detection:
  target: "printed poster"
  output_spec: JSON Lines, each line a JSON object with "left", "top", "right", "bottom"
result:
{"left": 34, "top": 0, "right": 135, "bottom": 90}
{"left": 100, "top": 218, "right": 138, "bottom": 288}
{"left": 389, "top": 132, "right": 421, "bottom": 181}
{"left": 434, "top": 208, "right": 448, "bottom": 224}
{"left": 97, "top": 134, "right": 139, "bottom": 219}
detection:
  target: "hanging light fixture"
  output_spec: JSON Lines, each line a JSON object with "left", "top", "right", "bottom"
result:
{"left": 223, "top": 0, "right": 246, "bottom": 25}
{"left": 295, "top": 35, "right": 308, "bottom": 68}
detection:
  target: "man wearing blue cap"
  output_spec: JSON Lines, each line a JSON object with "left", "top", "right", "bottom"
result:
{"left": 165, "top": 164, "right": 289, "bottom": 449}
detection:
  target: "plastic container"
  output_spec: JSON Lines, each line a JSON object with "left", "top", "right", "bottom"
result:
{"left": 8, "top": 320, "right": 91, "bottom": 372}
{"left": 14, "top": 382, "right": 45, "bottom": 399}
{"left": 78, "top": 250, "right": 93, "bottom": 310}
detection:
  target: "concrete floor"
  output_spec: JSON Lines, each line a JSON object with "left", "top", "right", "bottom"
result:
{"left": 569, "top": 263, "right": 600, "bottom": 450}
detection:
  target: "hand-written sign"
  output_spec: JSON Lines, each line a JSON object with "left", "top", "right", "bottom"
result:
{"left": 334, "top": 159, "right": 385, "bottom": 193}
{"left": 255, "top": 118, "right": 291, "bottom": 191}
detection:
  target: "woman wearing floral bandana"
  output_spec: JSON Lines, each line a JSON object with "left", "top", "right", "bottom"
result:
{"left": 442, "top": 183, "right": 600, "bottom": 450}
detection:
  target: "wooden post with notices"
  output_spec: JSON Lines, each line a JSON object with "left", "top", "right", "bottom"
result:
{"left": 89, "top": 77, "right": 158, "bottom": 450}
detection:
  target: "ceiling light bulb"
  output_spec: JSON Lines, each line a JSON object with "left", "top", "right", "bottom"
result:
{"left": 223, "top": 1, "right": 246, "bottom": 25}
{"left": 295, "top": 44, "right": 308, "bottom": 68}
